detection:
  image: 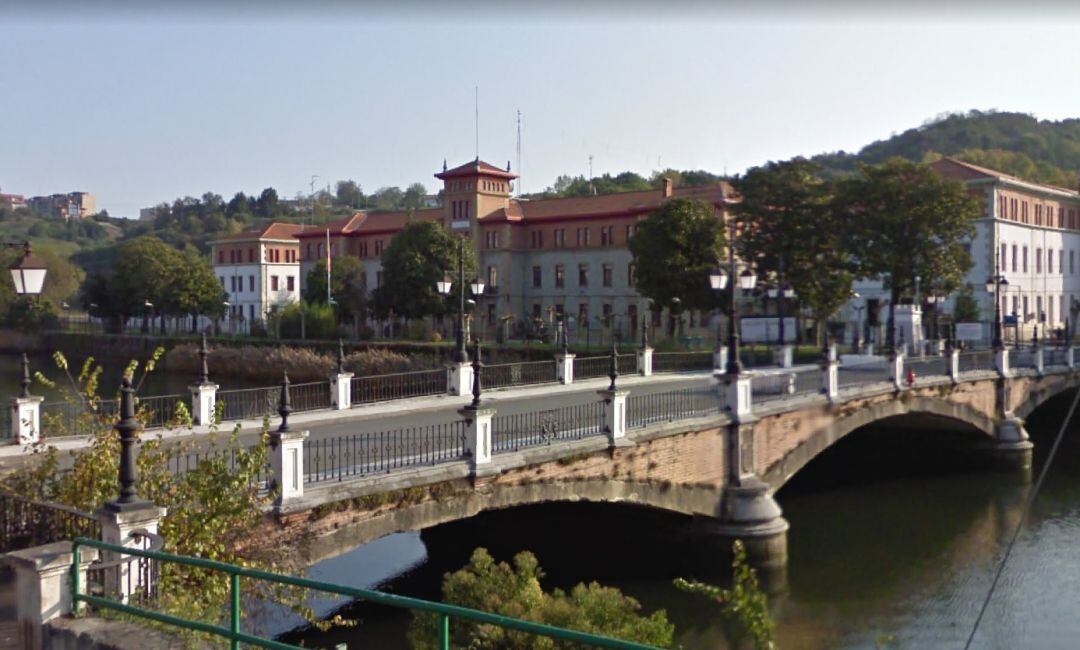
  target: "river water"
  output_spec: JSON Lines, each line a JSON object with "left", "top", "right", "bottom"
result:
{"left": 274, "top": 389, "right": 1080, "bottom": 649}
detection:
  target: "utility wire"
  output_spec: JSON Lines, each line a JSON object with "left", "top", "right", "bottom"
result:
{"left": 963, "top": 386, "right": 1080, "bottom": 649}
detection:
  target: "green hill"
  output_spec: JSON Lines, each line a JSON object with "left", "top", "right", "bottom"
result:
{"left": 811, "top": 110, "right": 1080, "bottom": 188}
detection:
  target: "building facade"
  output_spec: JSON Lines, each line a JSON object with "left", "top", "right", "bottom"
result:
{"left": 839, "top": 158, "right": 1080, "bottom": 346}
{"left": 27, "top": 192, "right": 96, "bottom": 220}
{"left": 209, "top": 223, "right": 305, "bottom": 330}
{"left": 296, "top": 159, "right": 734, "bottom": 341}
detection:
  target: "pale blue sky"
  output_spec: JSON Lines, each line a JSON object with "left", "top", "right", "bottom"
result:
{"left": 3, "top": 3, "right": 1080, "bottom": 218}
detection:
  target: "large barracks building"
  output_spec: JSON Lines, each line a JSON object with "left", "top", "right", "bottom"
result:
{"left": 295, "top": 159, "right": 734, "bottom": 340}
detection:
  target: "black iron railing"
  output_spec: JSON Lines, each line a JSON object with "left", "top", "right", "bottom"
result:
{"left": 484, "top": 360, "right": 558, "bottom": 390}
{"left": 626, "top": 387, "right": 720, "bottom": 429}
{"left": 39, "top": 399, "right": 118, "bottom": 437}
{"left": 168, "top": 444, "right": 271, "bottom": 489}
{"left": 837, "top": 360, "right": 889, "bottom": 388}
{"left": 573, "top": 356, "right": 610, "bottom": 380}
{"left": 1045, "top": 348, "right": 1069, "bottom": 367}
{"left": 350, "top": 369, "right": 447, "bottom": 405}
{"left": 289, "top": 381, "right": 332, "bottom": 413}
{"left": 616, "top": 353, "right": 638, "bottom": 375}
{"left": 0, "top": 490, "right": 101, "bottom": 553}
{"left": 303, "top": 421, "right": 467, "bottom": 484}
{"left": 85, "top": 529, "right": 164, "bottom": 609}
{"left": 652, "top": 352, "right": 713, "bottom": 373}
{"left": 751, "top": 368, "right": 822, "bottom": 404}
{"left": 216, "top": 386, "right": 279, "bottom": 422}
{"left": 904, "top": 356, "right": 949, "bottom": 378}
{"left": 1012, "top": 349, "right": 1036, "bottom": 370}
{"left": 492, "top": 402, "right": 606, "bottom": 452}
{"left": 958, "top": 350, "right": 995, "bottom": 373}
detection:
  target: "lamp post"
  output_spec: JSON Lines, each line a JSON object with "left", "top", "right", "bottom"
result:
{"left": 926, "top": 294, "right": 946, "bottom": 351}
{"left": 142, "top": 300, "right": 154, "bottom": 335}
{"left": 985, "top": 249, "right": 1008, "bottom": 351}
{"left": 4, "top": 241, "right": 47, "bottom": 297}
{"left": 851, "top": 292, "right": 865, "bottom": 353}
{"left": 435, "top": 237, "right": 483, "bottom": 363}
{"left": 709, "top": 222, "right": 756, "bottom": 376}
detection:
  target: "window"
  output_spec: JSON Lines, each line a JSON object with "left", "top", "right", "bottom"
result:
{"left": 271, "top": 276, "right": 279, "bottom": 291}
{"left": 376, "top": 271, "right": 383, "bottom": 287}
{"left": 248, "top": 248, "right": 255, "bottom": 263}
{"left": 218, "top": 251, "right": 224, "bottom": 264}
{"left": 1050, "top": 297, "right": 1055, "bottom": 324}
{"left": 600, "top": 226, "right": 614, "bottom": 246}
{"left": 1036, "top": 248, "right": 1042, "bottom": 274}
{"left": 219, "top": 276, "right": 225, "bottom": 288}
{"left": 1072, "top": 251, "right": 1076, "bottom": 275}
{"left": 306, "top": 243, "right": 312, "bottom": 259}
{"left": 1061, "top": 249, "right": 1065, "bottom": 274}
{"left": 602, "top": 264, "right": 613, "bottom": 287}
{"left": 532, "top": 304, "right": 541, "bottom": 319}
{"left": 532, "top": 266, "right": 542, "bottom": 288}
{"left": 1036, "top": 204, "right": 1043, "bottom": 226}
{"left": 554, "top": 229, "right": 566, "bottom": 248}
{"left": 628, "top": 263, "right": 636, "bottom": 286}
{"left": 1023, "top": 246, "right": 1028, "bottom": 273}
{"left": 602, "top": 303, "right": 613, "bottom": 320}
{"left": 555, "top": 264, "right": 565, "bottom": 288}
{"left": 626, "top": 224, "right": 635, "bottom": 241}
{"left": 1012, "top": 245, "right": 1018, "bottom": 272}
{"left": 578, "top": 264, "right": 588, "bottom": 287}
{"left": 530, "top": 231, "right": 544, "bottom": 248}
{"left": 576, "top": 227, "right": 591, "bottom": 247}
{"left": 359, "top": 241, "right": 368, "bottom": 257}
{"left": 1023, "top": 296, "right": 1029, "bottom": 320}
{"left": 317, "top": 242, "right": 324, "bottom": 258}
{"left": 287, "top": 276, "right": 295, "bottom": 292}
{"left": 1060, "top": 207, "right": 1066, "bottom": 229}
{"left": 230, "top": 276, "right": 237, "bottom": 292}
{"left": 578, "top": 303, "right": 588, "bottom": 326}
{"left": 487, "top": 265, "right": 497, "bottom": 289}
{"left": 248, "top": 276, "right": 254, "bottom": 292}
{"left": 229, "top": 250, "right": 236, "bottom": 263}
{"left": 1012, "top": 295, "right": 1019, "bottom": 317}
{"left": 555, "top": 303, "right": 564, "bottom": 318}
{"left": 1037, "top": 296, "right": 1043, "bottom": 321}
{"left": 485, "top": 231, "right": 500, "bottom": 249}
{"left": 374, "top": 240, "right": 383, "bottom": 255}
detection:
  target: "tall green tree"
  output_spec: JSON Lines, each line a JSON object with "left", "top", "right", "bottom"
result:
{"left": 735, "top": 159, "right": 854, "bottom": 338}
{"left": 162, "top": 248, "right": 228, "bottom": 329}
{"left": 371, "top": 221, "right": 475, "bottom": 320}
{"left": 836, "top": 158, "right": 979, "bottom": 316}
{"left": 304, "top": 255, "right": 369, "bottom": 324}
{"left": 629, "top": 199, "right": 725, "bottom": 312}
{"left": 334, "top": 180, "right": 365, "bottom": 209}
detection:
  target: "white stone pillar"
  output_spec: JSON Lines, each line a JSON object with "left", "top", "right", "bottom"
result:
{"left": 995, "top": 348, "right": 1011, "bottom": 377}
{"left": 713, "top": 347, "right": 729, "bottom": 372}
{"left": 449, "top": 363, "right": 474, "bottom": 397}
{"left": 330, "top": 372, "right": 353, "bottom": 410}
{"left": 1034, "top": 348, "right": 1045, "bottom": 375}
{"left": 94, "top": 502, "right": 167, "bottom": 603}
{"left": 717, "top": 371, "right": 753, "bottom": 420}
{"left": 189, "top": 382, "right": 218, "bottom": 426}
{"left": 270, "top": 429, "right": 309, "bottom": 506}
{"left": 6, "top": 541, "right": 99, "bottom": 649}
{"left": 459, "top": 406, "right": 495, "bottom": 471}
{"left": 637, "top": 347, "right": 654, "bottom": 376}
{"left": 556, "top": 353, "right": 576, "bottom": 384}
{"left": 1069, "top": 346, "right": 1076, "bottom": 369}
{"left": 948, "top": 347, "right": 960, "bottom": 383}
{"left": 10, "top": 395, "right": 43, "bottom": 444}
{"left": 598, "top": 389, "right": 630, "bottom": 445}
{"left": 823, "top": 361, "right": 839, "bottom": 401}
{"left": 774, "top": 345, "right": 794, "bottom": 369}
{"left": 828, "top": 344, "right": 838, "bottom": 363}
{"left": 890, "top": 352, "right": 905, "bottom": 391}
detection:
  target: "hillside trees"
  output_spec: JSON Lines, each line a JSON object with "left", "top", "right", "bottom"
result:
{"left": 304, "top": 255, "right": 369, "bottom": 325}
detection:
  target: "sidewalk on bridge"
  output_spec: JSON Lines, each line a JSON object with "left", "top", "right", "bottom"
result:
{"left": 4, "top": 363, "right": 816, "bottom": 460}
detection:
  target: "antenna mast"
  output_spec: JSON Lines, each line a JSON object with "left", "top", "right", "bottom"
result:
{"left": 309, "top": 174, "right": 319, "bottom": 227}
{"left": 516, "top": 110, "right": 522, "bottom": 196}
{"left": 474, "top": 86, "right": 479, "bottom": 160}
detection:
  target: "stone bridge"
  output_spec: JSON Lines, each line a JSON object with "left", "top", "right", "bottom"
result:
{"left": 260, "top": 348, "right": 1078, "bottom": 570}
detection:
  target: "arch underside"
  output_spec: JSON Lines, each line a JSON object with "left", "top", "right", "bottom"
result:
{"left": 1013, "top": 373, "right": 1080, "bottom": 420}
{"left": 762, "top": 395, "right": 997, "bottom": 491}
{"left": 298, "top": 479, "right": 724, "bottom": 565}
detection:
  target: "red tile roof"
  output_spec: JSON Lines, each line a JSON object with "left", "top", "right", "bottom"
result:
{"left": 350, "top": 208, "right": 443, "bottom": 235}
{"left": 212, "top": 222, "right": 306, "bottom": 242}
{"left": 435, "top": 159, "right": 518, "bottom": 181}
{"left": 932, "top": 158, "right": 1080, "bottom": 196}
{"left": 496, "top": 182, "right": 733, "bottom": 222}
{"left": 294, "top": 212, "right": 366, "bottom": 238}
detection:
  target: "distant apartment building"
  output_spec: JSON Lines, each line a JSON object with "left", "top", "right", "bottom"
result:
{"left": 296, "top": 159, "right": 734, "bottom": 340}
{"left": 27, "top": 192, "right": 96, "bottom": 220}
{"left": 0, "top": 191, "right": 27, "bottom": 211}
{"left": 209, "top": 223, "right": 305, "bottom": 329}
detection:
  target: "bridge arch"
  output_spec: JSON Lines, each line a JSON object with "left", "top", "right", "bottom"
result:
{"left": 297, "top": 478, "right": 724, "bottom": 565}
{"left": 1013, "top": 373, "right": 1080, "bottom": 421}
{"left": 761, "top": 394, "right": 996, "bottom": 491}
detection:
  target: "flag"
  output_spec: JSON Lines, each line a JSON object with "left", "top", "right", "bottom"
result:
{"left": 325, "top": 227, "right": 331, "bottom": 273}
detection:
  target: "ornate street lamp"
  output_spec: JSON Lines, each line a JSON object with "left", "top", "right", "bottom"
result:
{"left": 926, "top": 294, "right": 946, "bottom": 350}
{"left": 709, "top": 222, "right": 756, "bottom": 376}
{"left": 435, "top": 237, "right": 479, "bottom": 363}
{"left": 985, "top": 249, "right": 1008, "bottom": 351}
{"left": 5, "top": 241, "right": 47, "bottom": 296}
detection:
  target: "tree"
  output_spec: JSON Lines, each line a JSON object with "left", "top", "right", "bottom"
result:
{"left": 371, "top": 221, "right": 475, "bottom": 320}
{"left": 836, "top": 158, "right": 979, "bottom": 337}
{"left": 409, "top": 548, "right": 675, "bottom": 649}
{"left": 403, "top": 183, "right": 428, "bottom": 209}
{"left": 953, "top": 284, "right": 981, "bottom": 322}
{"left": 256, "top": 188, "right": 280, "bottom": 218}
{"left": 735, "top": 159, "right": 854, "bottom": 339}
{"left": 162, "top": 248, "right": 228, "bottom": 329}
{"left": 111, "top": 236, "right": 183, "bottom": 326}
{"left": 371, "top": 186, "right": 404, "bottom": 211}
{"left": 335, "top": 180, "right": 365, "bottom": 209}
{"left": 629, "top": 199, "right": 725, "bottom": 312}
{"left": 304, "top": 256, "right": 368, "bottom": 324}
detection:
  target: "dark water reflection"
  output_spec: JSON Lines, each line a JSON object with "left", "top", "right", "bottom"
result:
{"left": 286, "top": 391, "right": 1080, "bottom": 649}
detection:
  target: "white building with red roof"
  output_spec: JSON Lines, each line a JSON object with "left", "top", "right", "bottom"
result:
{"left": 209, "top": 222, "right": 306, "bottom": 331}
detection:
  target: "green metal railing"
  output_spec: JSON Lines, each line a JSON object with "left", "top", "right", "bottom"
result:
{"left": 71, "top": 538, "right": 660, "bottom": 650}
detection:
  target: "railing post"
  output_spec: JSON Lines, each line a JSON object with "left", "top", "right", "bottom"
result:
{"left": 330, "top": 339, "right": 353, "bottom": 410}
{"left": 636, "top": 346, "right": 653, "bottom": 376}
{"left": 11, "top": 353, "right": 43, "bottom": 444}
{"left": 948, "top": 347, "right": 960, "bottom": 383}
{"left": 1069, "top": 346, "right": 1076, "bottom": 369}
{"left": 890, "top": 351, "right": 905, "bottom": 391}
{"left": 270, "top": 372, "right": 309, "bottom": 509}
{"left": 823, "top": 360, "right": 839, "bottom": 401}
{"left": 774, "top": 345, "right": 794, "bottom": 369}
{"left": 995, "top": 348, "right": 1011, "bottom": 377}
{"left": 189, "top": 333, "right": 218, "bottom": 426}
{"left": 555, "top": 352, "right": 576, "bottom": 385}
{"left": 448, "top": 363, "right": 474, "bottom": 397}
{"left": 6, "top": 541, "right": 99, "bottom": 649}
{"left": 460, "top": 340, "right": 494, "bottom": 474}
{"left": 713, "top": 346, "right": 728, "bottom": 372}
{"left": 1034, "top": 347, "right": 1045, "bottom": 375}
{"left": 717, "top": 370, "right": 753, "bottom": 420}
{"left": 94, "top": 504, "right": 166, "bottom": 603}
{"left": 598, "top": 389, "right": 629, "bottom": 445}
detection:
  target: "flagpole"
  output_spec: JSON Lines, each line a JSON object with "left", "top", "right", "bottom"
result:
{"left": 325, "top": 227, "right": 331, "bottom": 306}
